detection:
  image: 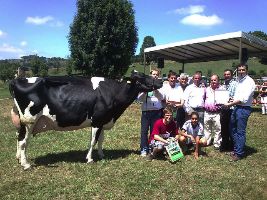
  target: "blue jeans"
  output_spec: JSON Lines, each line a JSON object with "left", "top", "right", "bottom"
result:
{"left": 140, "top": 110, "right": 162, "bottom": 152}
{"left": 230, "top": 106, "right": 251, "bottom": 157}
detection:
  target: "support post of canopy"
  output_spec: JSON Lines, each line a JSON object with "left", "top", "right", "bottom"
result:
{"left": 235, "top": 38, "right": 243, "bottom": 77}
{"left": 143, "top": 52, "right": 146, "bottom": 74}
{"left": 239, "top": 38, "right": 243, "bottom": 64}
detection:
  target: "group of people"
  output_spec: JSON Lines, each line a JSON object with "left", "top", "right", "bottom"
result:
{"left": 138, "top": 64, "right": 256, "bottom": 162}
{"left": 259, "top": 81, "right": 267, "bottom": 115}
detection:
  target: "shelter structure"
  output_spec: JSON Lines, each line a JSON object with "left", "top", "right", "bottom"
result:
{"left": 144, "top": 31, "right": 267, "bottom": 72}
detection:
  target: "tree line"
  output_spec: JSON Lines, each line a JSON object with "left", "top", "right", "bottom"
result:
{"left": 0, "top": 0, "right": 266, "bottom": 82}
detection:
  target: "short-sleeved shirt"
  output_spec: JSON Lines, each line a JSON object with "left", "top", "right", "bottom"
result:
{"left": 234, "top": 75, "right": 256, "bottom": 107}
{"left": 149, "top": 119, "right": 178, "bottom": 143}
{"left": 181, "top": 120, "right": 204, "bottom": 138}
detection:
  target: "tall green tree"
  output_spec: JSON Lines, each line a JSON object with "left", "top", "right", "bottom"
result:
{"left": 66, "top": 56, "right": 74, "bottom": 76}
{"left": 249, "top": 31, "right": 267, "bottom": 65}
{"left": 68, "top": 0, "right": 138, "bottom": 78}
{"left": 30, "top": 55, "right": 48, "bottom": 76}
{"left": 0, "top": 61, "right": 19, "bottom": 81}
{"left": 139, "top": 36, "right": 156, "bottom": 64}
{"left": 249, "top": 31, "right": 267, "bottom": 41}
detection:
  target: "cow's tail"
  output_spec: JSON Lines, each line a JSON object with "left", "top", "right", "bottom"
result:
{"left": 9, "top": 79, "right": 16, "bottom": 99}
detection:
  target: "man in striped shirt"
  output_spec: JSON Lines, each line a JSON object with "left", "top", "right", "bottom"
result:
{"left": 220, "top": 69, "right": 237, "bottom": 152}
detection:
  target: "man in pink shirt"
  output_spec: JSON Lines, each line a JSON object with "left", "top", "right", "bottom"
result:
{"left": 203, "top": 74, "right": 224, "bottom": 149}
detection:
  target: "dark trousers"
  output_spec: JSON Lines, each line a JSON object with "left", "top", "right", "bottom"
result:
{"left": 176, "top": 107, "right": 186, "bottom": 129}
{"left": 140, "top": 110, "right": 162, "bottom": 152}
{"left": 220, "top": 109, "right": 233, "bottom": 151}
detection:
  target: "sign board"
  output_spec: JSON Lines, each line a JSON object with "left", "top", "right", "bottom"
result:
{"left": 166, "top": 137, "right": 184, "bottom": 162}
{"left": 214, "top": 89, "right": 229, "bottom": 105}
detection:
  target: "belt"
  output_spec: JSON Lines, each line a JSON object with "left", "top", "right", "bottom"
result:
{"left": 143, "top": 109, "right": 161, "bottom": 112}
{"left": 205, "top": 110, "right": 220, "bottom": 113}
{"left": 193, "top": 107, "right": 204, "bottom": 111}
{"left": 236, "top": 105, "right": 251, "bottom": 109}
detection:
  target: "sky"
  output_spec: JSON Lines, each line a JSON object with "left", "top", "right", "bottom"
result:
{"left": 0, "top": 0, "right": 267, "bottom": 60}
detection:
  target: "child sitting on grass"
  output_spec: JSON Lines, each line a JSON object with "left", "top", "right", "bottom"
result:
{"left": 146, "top": 107, "right": 179, "bottom": 161}
{"left": 179, "top": 112, "right": 207, "bottom": 159}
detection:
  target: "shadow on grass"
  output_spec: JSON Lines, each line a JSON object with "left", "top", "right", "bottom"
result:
{"left": 245, "top": 145, "right": 257, "bottom": 157}
{"left": 251, "top": 106, "right": 262, "bottom": 113}
{"left": 33, "top": 149, "right": 138, "bottom": 167}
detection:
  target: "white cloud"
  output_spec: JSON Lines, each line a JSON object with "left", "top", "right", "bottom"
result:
{"left": 25, "top": 16, "right": 54, "bottom": 25}
{"left": 173, "top": 5, "right": 205, "bottom": 15}
{"left": 32, "top": 49, "right": 39, "bottom": 54}
{"left": 0, "top": 43, "right": 25, "bottom": 59}
{"left": 49, "top": 20, "right": 64, "bottom": 27}
{"left": 0, "top": 30, "right": 7, "bottom": 38}
{"left": 181, "top": 14, "right": 223, "bottom": 26}
{"left": 20, "top": 41, "right": 27, "bottom": 47}
{"left": 0, "top": 43, "right": 23, "bottom": 53}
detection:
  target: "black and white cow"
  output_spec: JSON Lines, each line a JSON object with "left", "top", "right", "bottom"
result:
{"left": 9, "top": 71, "right": 163, "bottom": 169}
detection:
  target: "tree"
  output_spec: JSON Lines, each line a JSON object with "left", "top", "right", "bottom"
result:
{"left": 30, "top": 55, "right": 48, "bottom": 76}
{"left": 68, "top": 0, "right": 138, "bottom": 78}
{"left": 0, "top": 61, "right": 19, "bottom": 81}
{"left": 249, "top": 31, "right": 267, "bottom": 41}
{"left": 139, "top": 36, "right": 156, "bottom": 64}
{"left": 249, "top": 31, "right": 267, "bottom": 65}
{"left": 66, "top": 57, "right": 74, "bottom": 76}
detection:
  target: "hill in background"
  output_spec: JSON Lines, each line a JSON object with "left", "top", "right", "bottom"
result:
{"left": 127, "top": 58, "right": 267, "bottom": 79}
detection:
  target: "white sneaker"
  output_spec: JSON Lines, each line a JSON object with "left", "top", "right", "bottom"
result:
{"left": 140, "top": 151, "right": 147, "bottom": 157}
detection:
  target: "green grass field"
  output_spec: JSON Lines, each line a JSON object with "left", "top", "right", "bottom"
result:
{"left": 0, "top": 98, "right": 266, "bottom": 199}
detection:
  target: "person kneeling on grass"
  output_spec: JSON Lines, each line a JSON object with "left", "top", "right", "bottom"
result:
{"left": 179, "top": 112, "right": 207, "bottom": 159}
{"left": 146, "top": 107, "right": 179, "bottom": 161}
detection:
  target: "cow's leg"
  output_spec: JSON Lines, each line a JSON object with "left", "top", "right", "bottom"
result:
{"left": 11, "top": 109, "right": 22, "bottom": 161}
{"left": 97, "top": 129, "right": 105, "bottom": 159}
{"left": 17, "top": 125, "right": 31, "bottom": 170}
{"left": 86, "top": 127, "right": 103, "bottom": 163}
{"left": 86, "top": 127, "right": 98, "bottom": 163}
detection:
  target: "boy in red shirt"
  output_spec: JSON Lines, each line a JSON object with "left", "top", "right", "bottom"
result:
{"left": 147, "top": 107, "right": 179, "bottom": 160}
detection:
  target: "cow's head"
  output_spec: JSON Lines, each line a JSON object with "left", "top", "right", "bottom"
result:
{"left": 130, "top": 70, "right": 163, "bottom": 92}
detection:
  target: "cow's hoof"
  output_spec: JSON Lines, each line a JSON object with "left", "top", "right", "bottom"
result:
{"left": 87, "top": 159, "right": 94, "bottom": 163}
{"left": 23, "top": 164, "right": 31, "bottom": 170}
{"left": 98, "top": 153, "right": 104, "bottom": 159}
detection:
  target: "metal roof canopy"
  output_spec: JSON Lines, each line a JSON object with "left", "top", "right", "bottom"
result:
{"left": 144, "top": 31, "right": 267, "bottom": 66}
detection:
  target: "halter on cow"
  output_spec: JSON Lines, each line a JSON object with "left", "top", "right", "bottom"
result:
{"left": 9, "top": 71, "right": 163, "bottom": 170}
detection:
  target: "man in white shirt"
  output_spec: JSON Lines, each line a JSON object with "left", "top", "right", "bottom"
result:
{"left": 138, "top": 69, "right": 164, "bottom": 156}
{"left": 161, "top": 71, "right": 184, "bottom": 127}
{"left": 176, "top": 73, "right": 189, "bottom": 128}
{"left": 224, "top": 64, "right": 255, "bottom": 161}
{"left": 183, "top": 73, "right": 206, "bottom": 125}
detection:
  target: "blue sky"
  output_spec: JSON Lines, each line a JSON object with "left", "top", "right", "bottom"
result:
{"left": 0, "top": 0, "right": 267, "bottom": 59}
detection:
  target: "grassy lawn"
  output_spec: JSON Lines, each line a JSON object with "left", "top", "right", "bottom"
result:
{"left": 0, "top": 99, "right": 266, "bottom": 200}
